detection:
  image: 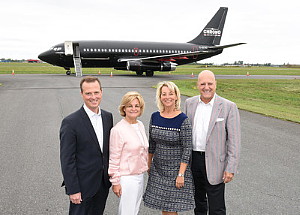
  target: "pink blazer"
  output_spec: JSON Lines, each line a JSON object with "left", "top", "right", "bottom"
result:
{"left": 108, "top": 119, "right": 148, "bottom": 185}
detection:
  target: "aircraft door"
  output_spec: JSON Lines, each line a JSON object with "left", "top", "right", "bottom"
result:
{"left": 74, "top": 43, "right": 80, "bottom": 58}
{"left": 64, "top": 41, "right": 74, "bottom": 55}
{"left": 64, "top": 41, "right": 82, "bottom": 77}
{"left": 192, "top": 46, "right": 199, "bottom": 59}
{"left": 134, "top": 48, "right": 139, "bottom": 56}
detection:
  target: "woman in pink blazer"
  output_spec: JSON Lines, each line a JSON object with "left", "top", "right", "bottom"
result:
{"left": 108, "top": 91, "right": 148, "bottom": 215}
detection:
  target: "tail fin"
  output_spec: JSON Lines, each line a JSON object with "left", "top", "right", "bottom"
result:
{"left": 188, "top": 7, "right": 228, "bottom": 46}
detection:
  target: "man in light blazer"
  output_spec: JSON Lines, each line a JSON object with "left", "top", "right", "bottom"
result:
{"left": 60, "top": 76, "right": 113, "bottom": 215}
{"left": 184, "top": 70, "right": 241, "bottom": 215}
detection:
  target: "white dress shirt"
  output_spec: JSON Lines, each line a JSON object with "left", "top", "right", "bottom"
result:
{"left": 192, "top": 94, "right": 215, "bottom": 151}
{"left": 83, "top": 104, "right": 103, "bottom": 152}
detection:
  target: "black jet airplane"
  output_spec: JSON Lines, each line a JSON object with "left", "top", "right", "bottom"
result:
{"left": 38, "top": 7, "right": 244, "bottom": 76}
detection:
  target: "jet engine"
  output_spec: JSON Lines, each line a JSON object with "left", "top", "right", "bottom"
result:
{"left": 126, "top": 61, "right": 176, "bottom": 74}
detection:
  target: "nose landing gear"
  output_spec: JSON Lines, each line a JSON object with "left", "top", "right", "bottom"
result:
{"left": 64, "top": 67, "right": 71, "bottom": 75}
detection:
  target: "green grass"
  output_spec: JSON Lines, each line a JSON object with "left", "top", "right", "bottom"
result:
{"left": 1, "top": 63, "right": 300, "bottom": 76}
{"left": 173, "top": 79, "right": 300, "bottom": 123}
{"left": 1, "top": 63, "right": 300, "bottom": 123}
{"left": 0, "top": 62, "right": 129, "bottom": 74}
{"left": 174, "top": 65, "right": 300, "bottom": 76}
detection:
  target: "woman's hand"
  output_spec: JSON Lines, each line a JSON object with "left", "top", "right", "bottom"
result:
{"left": 176, "top": 163, "right": 187, "bottom": 189}
{"left": 112, "top": 184, "right": 122, "bottom": 198}
{"left": 175, "top": 176, "right": 184, "bottom": 189}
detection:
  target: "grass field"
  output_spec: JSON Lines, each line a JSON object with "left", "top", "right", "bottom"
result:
{"left": 173, "top": 79, "right": 300, "bottom": 123}
{"left": 175, "top": 65, "right": 300, "bottom": 76}
{"left": 1, "top": 62, "right": 300, "bottom": 76}
{"left": 1, "top": 63, "right": 299, "bottom": 123}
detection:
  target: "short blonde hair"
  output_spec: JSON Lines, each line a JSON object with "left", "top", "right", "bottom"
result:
{"left": 156, "top": 81, "right": 181, "bottom": 112}
{"left": 119, "top": 91, "right": 145, "bottom": 117}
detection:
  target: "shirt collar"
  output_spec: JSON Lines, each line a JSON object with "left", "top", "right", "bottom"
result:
{"left": 198, "top": 93, "right": 216, "bottom": 106}
{"left": 83, "top": 104, "right": 101, "bottom": 118}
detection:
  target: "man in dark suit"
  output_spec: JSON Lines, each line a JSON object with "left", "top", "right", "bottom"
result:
{"left": 60, "top": 76, "right": 113, "bottom": 215}
{"left": 184, "top": 70, "right": 241, "bottom": 215}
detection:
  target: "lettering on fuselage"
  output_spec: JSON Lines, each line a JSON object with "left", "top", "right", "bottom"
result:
{"left": 203, "top": 28, "right": 221, "bottom": 37}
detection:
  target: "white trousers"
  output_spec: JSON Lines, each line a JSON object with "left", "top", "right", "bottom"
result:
{"left": 118, "top": 174, "right": 144, "bottom": 215}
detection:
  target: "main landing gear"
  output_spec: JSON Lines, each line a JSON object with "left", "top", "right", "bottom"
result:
{"left": 145, "top": 70, "right": 154, "bottom": 77}
{"left": 135, "top": 70, "right": 154, "bottom": 77}
{"left": 136, "top": 71, "right": 143, "bottom": 76}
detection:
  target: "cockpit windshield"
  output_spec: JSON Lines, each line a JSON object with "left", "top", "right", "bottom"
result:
{"left": 49, "top": 46, "right": 62, "bottom": 51}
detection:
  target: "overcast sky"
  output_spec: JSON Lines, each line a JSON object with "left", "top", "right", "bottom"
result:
{"left": 1, "top": 0, "right": 300, "bottom": 64}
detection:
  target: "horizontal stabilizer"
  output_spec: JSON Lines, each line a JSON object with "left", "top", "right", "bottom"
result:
{"left": 208, "top": 43, "right": 246, "bottom": 49}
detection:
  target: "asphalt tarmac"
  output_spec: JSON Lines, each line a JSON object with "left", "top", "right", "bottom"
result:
{"left": 0, "top": 74, "right": 299, "bottom": 215}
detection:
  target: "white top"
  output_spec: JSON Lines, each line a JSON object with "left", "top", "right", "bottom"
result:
{"left": 83, "top": 104, "right": 103, "bottom": 152}
{"left": 192, "top": 94, "right": 215, "bottom": 151}
{"left": 131, "top": 123, "right": 146, "bottom": 146}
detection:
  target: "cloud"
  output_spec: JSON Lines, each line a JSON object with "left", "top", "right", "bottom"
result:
{"left": 1, "top": 0, "right": 300, "bottom": 64}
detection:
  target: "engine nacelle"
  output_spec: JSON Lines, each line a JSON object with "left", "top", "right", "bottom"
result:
{"left": 126, "top": 61, "right": 176, "bottom": 72}
{"left": 160, "top": 62, "right": 176, "bottom": 71}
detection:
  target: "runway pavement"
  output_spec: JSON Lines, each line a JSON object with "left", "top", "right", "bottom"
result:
{"left": 0, "top": 74, "right": 299, "bottom": 214}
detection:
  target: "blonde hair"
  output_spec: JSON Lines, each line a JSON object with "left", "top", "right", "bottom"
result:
{"left": 119, "top": 91, "right": 145, "bottom": 117}
{"left": 156, "top": 81, "right": 181, "bottom": 112}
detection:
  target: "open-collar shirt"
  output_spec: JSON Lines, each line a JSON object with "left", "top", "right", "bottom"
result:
{"left": 192, "top": 94, "right": 215, "bottom": 151}
{"left": 83, "top": 104, "right": 103, "bottom": 152}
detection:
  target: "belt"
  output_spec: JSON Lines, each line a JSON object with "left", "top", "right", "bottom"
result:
{"left": 193, "top": 151, "right": 205, "bottom": 155}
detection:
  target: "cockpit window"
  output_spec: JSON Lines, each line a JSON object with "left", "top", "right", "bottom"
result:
{"left": 53, "top": 47, "right": 62, "bottom": 51}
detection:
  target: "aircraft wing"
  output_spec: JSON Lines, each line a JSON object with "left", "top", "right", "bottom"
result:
{"left": 118, "top": 43, "right": 245, "bottom": 63}
{"left": 118, "top": 50, "right": 213, "bottom": 63}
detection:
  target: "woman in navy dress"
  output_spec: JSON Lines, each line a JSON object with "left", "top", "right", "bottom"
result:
{"left": 143, "top": 81, "right": 195, "bottom": 215}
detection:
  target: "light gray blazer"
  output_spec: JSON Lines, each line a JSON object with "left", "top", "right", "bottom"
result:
{"left": 184, "top": 94, "right": 241, "bottom": 185}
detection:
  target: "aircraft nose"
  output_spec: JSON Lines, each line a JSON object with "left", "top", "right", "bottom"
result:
{"left": 38, "top": 50, "right": 52, "bottom": 63}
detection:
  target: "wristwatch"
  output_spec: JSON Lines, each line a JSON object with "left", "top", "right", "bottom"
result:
{"left": 178, "top": 173, "right": 184, "bottom": 177}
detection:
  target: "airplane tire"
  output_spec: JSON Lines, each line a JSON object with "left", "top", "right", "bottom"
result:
{"left": 146, "top": 71, "right": 154, "bottom": 77}
{"left": 136, "top": 71, "right": 143, "bottom": 76}
{"left": 66, "top": 71, "right": 71, "bottom": 75}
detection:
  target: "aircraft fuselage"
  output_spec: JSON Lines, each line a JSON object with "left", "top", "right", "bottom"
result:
{"left": 38, "top": 7, "right": 244, "bottom": 76}
{"left": 39, "top": 40, "right": 222, "bottom": 69}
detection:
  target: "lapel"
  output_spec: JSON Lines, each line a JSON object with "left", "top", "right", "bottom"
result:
{"left": 189, "top": 96, "right": 200, "bottom": 127}
{"left": 79, "top": 106, "right": 102, "bottom": 154}
{"left": 101, "top": 109, "right": 108, "bottom": 156}
{"left": 206, "top": 95, "right": 223, "bottom": 141}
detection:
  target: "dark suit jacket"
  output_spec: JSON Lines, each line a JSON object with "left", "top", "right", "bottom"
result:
{"left": 60, "top": 106, "right": 113, "bottom": 200}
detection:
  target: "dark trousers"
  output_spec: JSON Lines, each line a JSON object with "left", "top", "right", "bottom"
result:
{"left": 69, "top": 182, "right": 109, "bottom": 215}
{"left": 192, "top": 151, "right": 226, "bottom": 215}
